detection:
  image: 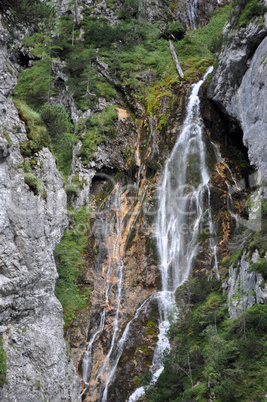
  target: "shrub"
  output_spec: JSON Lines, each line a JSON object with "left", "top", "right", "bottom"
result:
{"left": 13, "top": 60, "right": 56, "bottom": 109}
{"left": 24, "top": 172, "right": 46, "bottom": 198}
{"left": 55, "top": 207, "right": 92, "bottom": 328}
{"left": 230, "top": 0, "right": 267, "bottom": 28}
{"left": 0, "top": 0, "right": 55, "bottom": 28}
{"left": 14, "top": 100, "right": 50, "bottom": 156}
{"left": 250, "top": 258, "right": 267, "bottom": 280}
{"left": 40, "top": 104, "right": 75, "bottom": 178}
{"left": 40, "top": 103, "right": 74, "bottom": 138}
{"left": 163, "top": 21, "right": 186, "bottom": 40}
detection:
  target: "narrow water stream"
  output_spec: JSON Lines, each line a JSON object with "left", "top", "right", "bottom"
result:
{"left": 129, "top": 66, "right": 216, "bottom": 401}
{"left": 82, "top": 67, "right": 219, "bottom": 401}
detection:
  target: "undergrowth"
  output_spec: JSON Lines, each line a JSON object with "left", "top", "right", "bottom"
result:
{"left": 54, "top": 207, "right": 92, "bottom": 329}
{"left": 145, "top": 276, "right": 267, "bottom": 401}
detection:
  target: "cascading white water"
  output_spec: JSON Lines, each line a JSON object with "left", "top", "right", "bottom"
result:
{"left": 129, "top": 66, "right": 216, "bottom": 401}
{"left": 187, "top": 0, "right": 199, "bottom": 30}
{"left": 81, "top": 185, "right": 126, "bottom": 400}
{"left": 83, "top": 68, "right": 218, "bottom": 401}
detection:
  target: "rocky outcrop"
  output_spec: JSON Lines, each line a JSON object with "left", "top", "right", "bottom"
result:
{"left": 223, "top": 250, "right": 267, "bottom": 319}
{"left": 0, "top": 21, "right": 81, "bottom": 401}
{"left": 208, "top": 12, "right": 267, "bottom": 181}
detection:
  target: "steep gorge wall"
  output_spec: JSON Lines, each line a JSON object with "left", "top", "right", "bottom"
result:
{"left": 0, "top": 0, "right": 267, "bottom": 400}
{"left": 208, "top": 11, "right": 267, "bottom": 180}
{"left": 0, "top": 21, "right": 81, "bottom": 401}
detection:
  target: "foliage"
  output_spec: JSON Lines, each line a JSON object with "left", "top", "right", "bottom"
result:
{"left": 24, "top": 172, "right": 46, "bottom": 198}
{"left": 230, "top": 0, "right": 267, "bottom": 28}
{"left": 145, "top": 276, "right": 267, "bottom": 401}
{"left": 13, "top": 99, "right": 50, "bottom": 157}
{"left": 55, "top": 207, "right": 92, "bottom": 328}
{"left": 13, "top": 60, "right": 56, "bottom": 109}
{"left": 250, "top": 258, "right": 267, "bottom": 280}
{"left": 221, "top": 249, "right": 243, "bottom": 269}
{"left": 40, "top": 103, "right": 74, "bottom": 138}
{"left": 0, "top": 0, "right": 55, "bottom": 28}
{"left": 2, "top": 130, "right": 12, "bottom": 147}
{"left": 162, "top": 21, "right": 186, "bottom": 40}
{"left": 0, "top": 336, "right": 7, "bottom": 386}
{"left": 39, "top": 103, "right": 76, "bottom": 178}
{"left": 77, "top": 106, "right": 117, "bottom": 164}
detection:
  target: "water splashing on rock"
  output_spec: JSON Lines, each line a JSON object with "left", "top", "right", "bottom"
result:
{"left": 129, "top": 66, "right": 216, "bottom": 401}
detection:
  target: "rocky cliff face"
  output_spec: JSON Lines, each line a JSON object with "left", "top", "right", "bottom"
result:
{"left": 208, "top": 9, "right": 267, "bottom": 181}
{"left": 0, "top": 21, "right": 81, "bottom": 401}
{"left": 1, "top": 0, "right": 267, "bottom": 400}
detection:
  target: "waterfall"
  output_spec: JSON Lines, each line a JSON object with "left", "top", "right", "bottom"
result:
{"left": 81, "top": 185, "right": 126, "bottom": 400}
{"left": 129, "top": 66, "right": 216, "bottom": 401}
{"left": 187, "top": 0, "right": 198, "bottom": 30}
{"left": 82, "top": 67, "right": 217, "bottom": 401}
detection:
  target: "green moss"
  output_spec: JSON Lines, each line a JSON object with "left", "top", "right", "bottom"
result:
{"left": 0, "top": 336, "right": 7, "bottom": 386}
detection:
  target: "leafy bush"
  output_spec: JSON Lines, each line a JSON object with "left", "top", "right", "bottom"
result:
{"left": 40, "top": 103, "right": 74, "bottom": 138}
{"left": 230, "top": 0, "right": 267, "bottom": 28}
{"left": 239, "top": 0, "right": 267, "bottom": 25}
{"left": 13, "top": 60, "right": 56, "bottom": 109}
{"left": 55, "top": 207, "right": 92, "bottom": 328}
{"left": 117, "top": 0, "right": 139, "bottom": 21}
{"left": 250, "top": 258, "right": 267, "bottom": 280}
{"left": 39, "top": 104, "right": 75, "bottom": 178}
{"left": 0, "top": 0, "right": 55, "bottom": 28}
{"left": 163, "top": 21, "right": 186, "bottom": 40}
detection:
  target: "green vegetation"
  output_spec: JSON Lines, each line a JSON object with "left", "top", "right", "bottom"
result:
{"left": 14, "top": 100, "right": 50, "bottom": 157}
{"left": 40, "top": 103, "right": 76, "bottom": 178}
{"left": 24, "top": 172, "right": 46, "bottom": 198}
{"left": 13, "top": 60, "right": 56, "bottom": 109}
{"left": 55, "top": 207, "right": 92, "bottom": 328}
{"left": 2, "top": 130, "right": 12, "bottom": 147}
{"left": 0, "top": 336, "right": 7, "bottom": 386}
{"left": 14, "top": 1, "right": 230, "bottom": 117}
{"left": 221, "top": 249, "right": 243, "bottom": 269}
{"left": 230, "top": 0, "right": 267, "bottom": 28}
{"left": 145, "top": 276, "right": 267, "bottom": 401}
{"left": 250, "top": 258, "right": 267, "bottom": 280}
{"left": 77, "top": 106, "right": 117, "bottom": 164}
{"left": 0, "top": 0, "right": 55, "bottom": 28}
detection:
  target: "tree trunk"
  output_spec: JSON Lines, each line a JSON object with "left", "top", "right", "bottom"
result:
{"left": 169, "top": 40, "right": 184, "bottom": 79}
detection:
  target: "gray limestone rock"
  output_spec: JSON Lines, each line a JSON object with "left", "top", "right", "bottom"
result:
{"left": 208, "top": 13, "right": 267, "bottom": 181}
{"left": 0, "top": 20, "right": 81, "bottom": 402}
{"left": 223, "top": 251, "right": 267, "bottom": 319}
